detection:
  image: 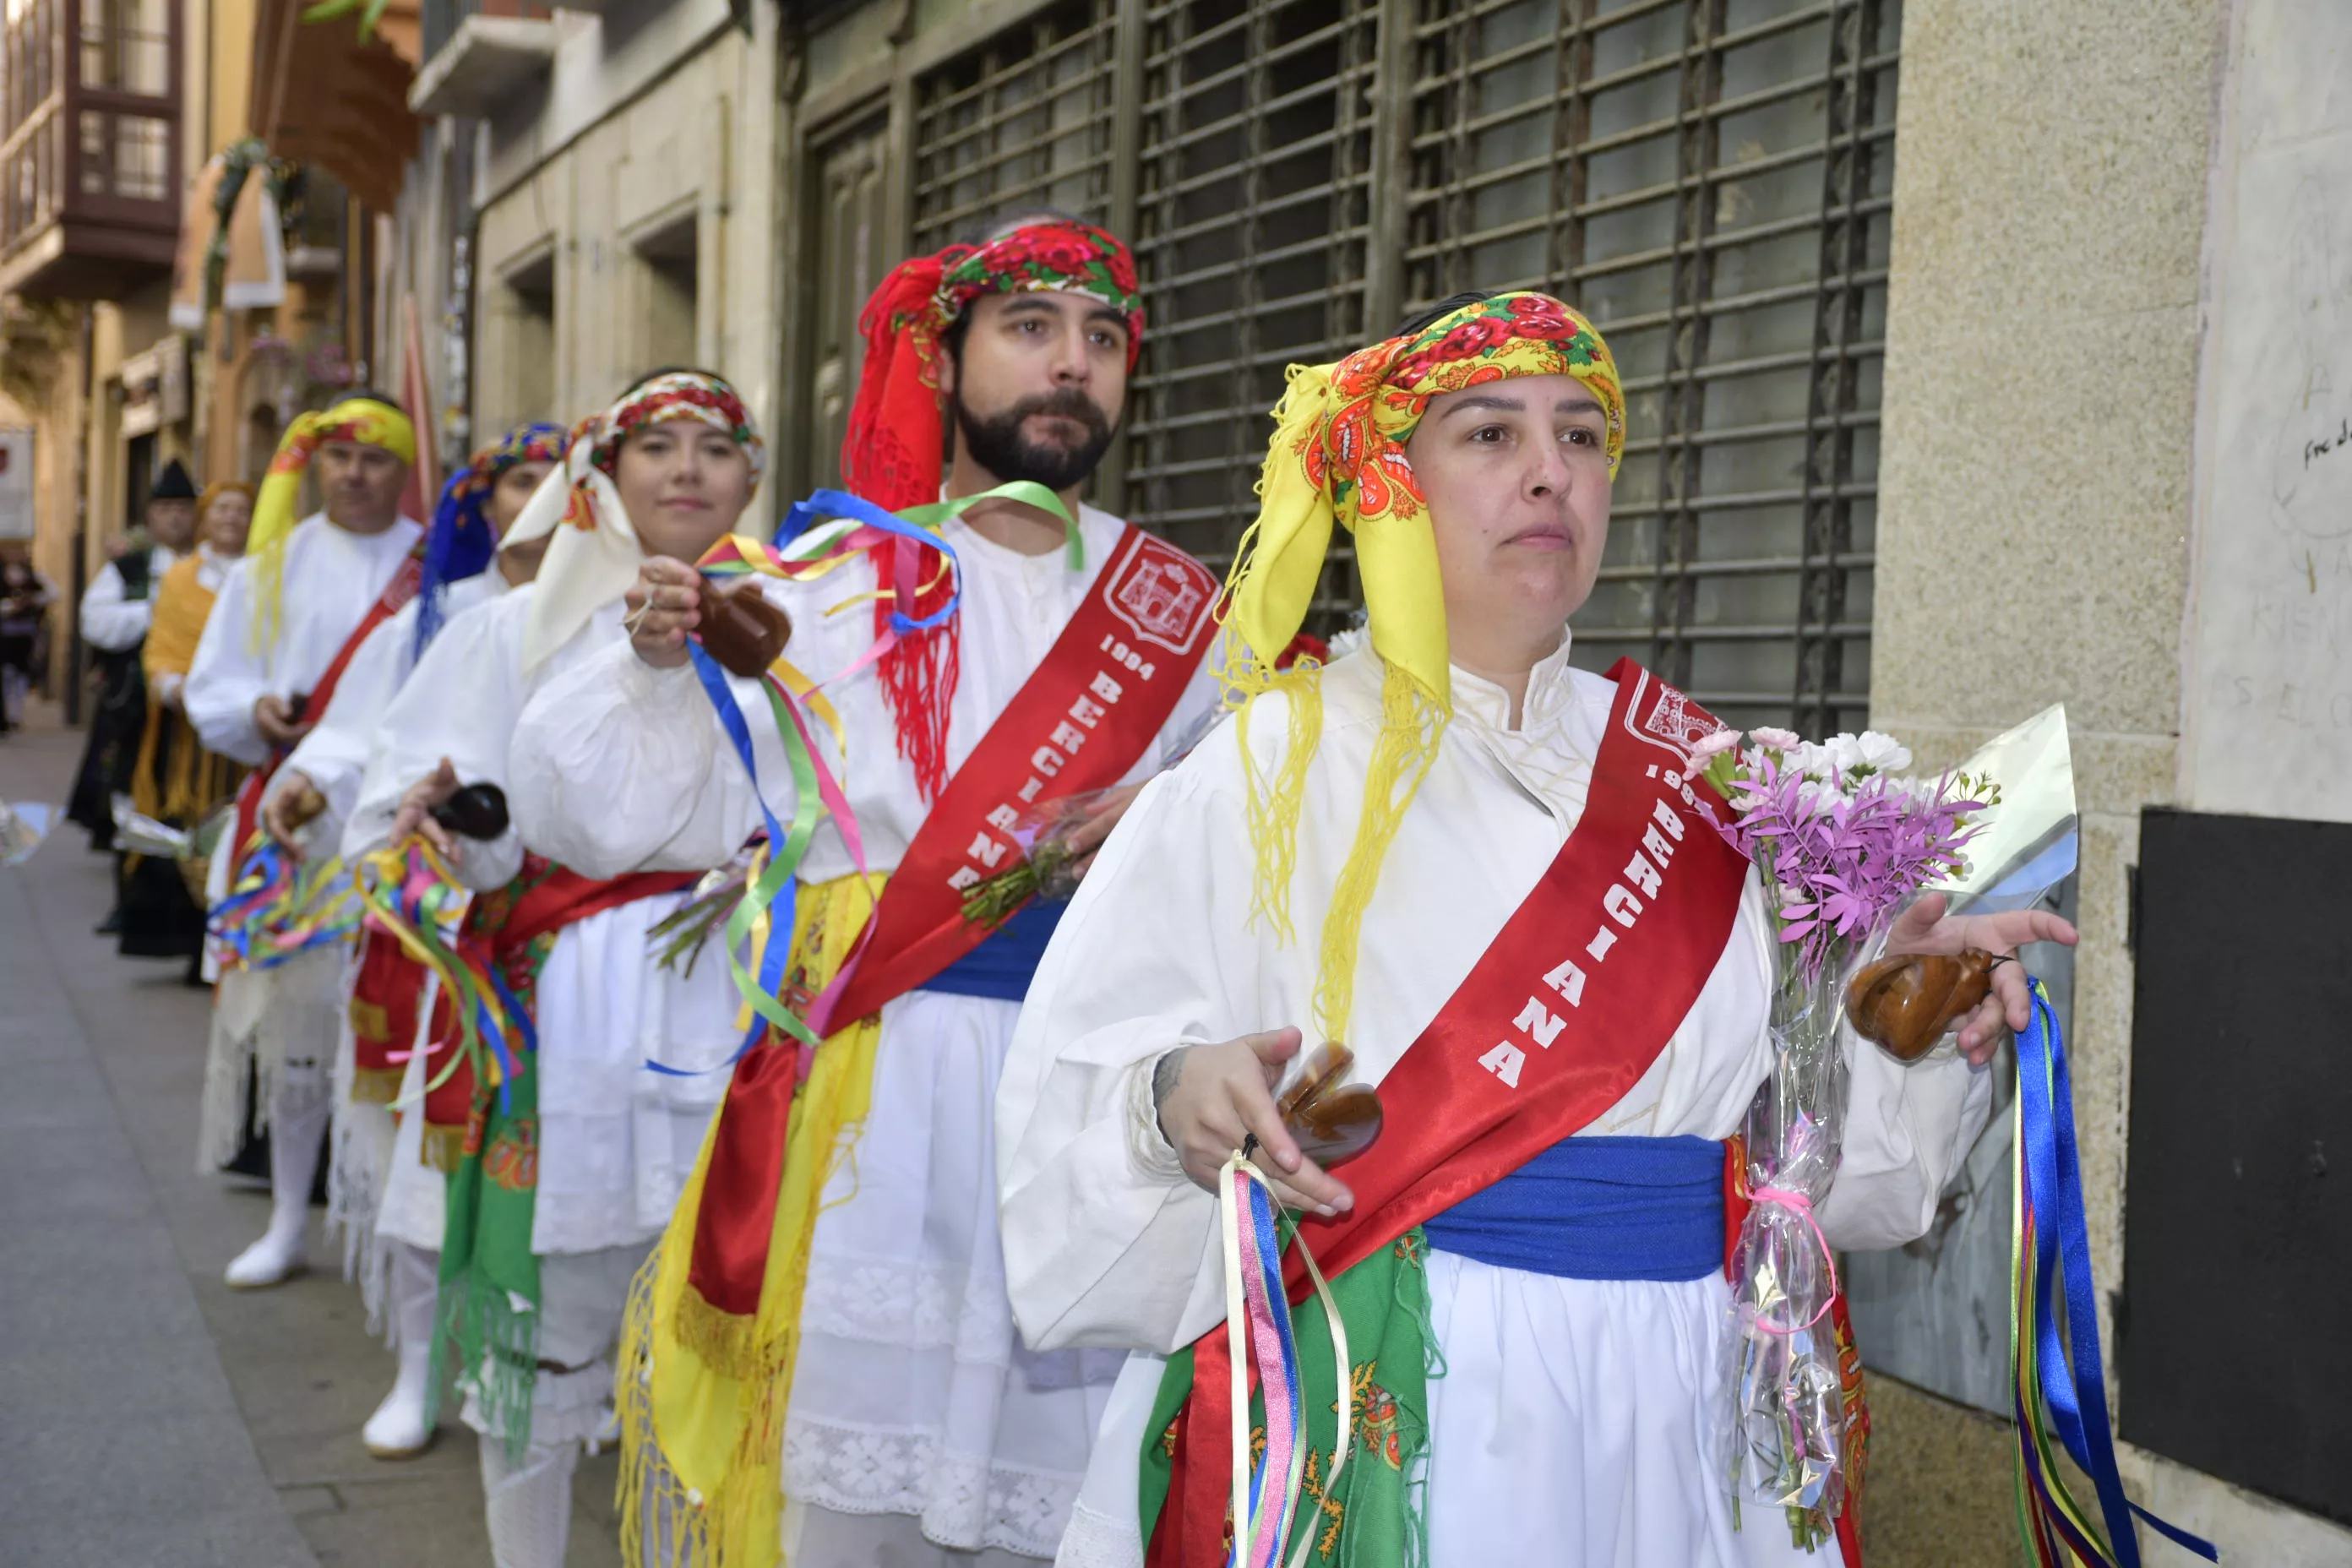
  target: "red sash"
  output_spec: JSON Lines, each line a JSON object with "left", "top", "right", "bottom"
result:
{"left": 811, "top": 525, "right": 1221, "bottom": 1032}
{"left": 416, "top": 862, "right": 700, "bottom": 1169}
{"left": 350, "top": 926, "right": 427, "bottom": 1102}
{"left": 683, "top": 526, "right": 1221, "bottom": 1325}
{"left": 1154, "top": 661, "right": 1753, "bottom": 1567}
{"left": 228, "top": 547, "right": 426, "bottom": 863}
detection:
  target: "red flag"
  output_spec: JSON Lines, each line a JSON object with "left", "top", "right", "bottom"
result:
{"left": 395, "top": 293, "right": 439, "bottom": 522}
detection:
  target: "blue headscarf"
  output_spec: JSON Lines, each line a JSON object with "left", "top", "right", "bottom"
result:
{"left": 414, "top": 422, "right": 568, "bottom": 658}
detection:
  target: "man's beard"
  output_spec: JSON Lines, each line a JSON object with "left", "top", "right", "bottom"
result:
{"left": 952, "top": 386, "right": 1116, "bottom": 493}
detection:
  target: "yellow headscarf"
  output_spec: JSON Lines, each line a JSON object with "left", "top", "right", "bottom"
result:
{"left": 247, "top": 396, "right": 416, "bottom": 650}
{"left": 1220, "top": 290, "right": 1623, "bottom": 1043}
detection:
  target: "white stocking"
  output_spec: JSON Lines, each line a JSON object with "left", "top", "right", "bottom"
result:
{"left": 226, "top": 1058, "right": 329, "bottom": 1285}
{"left": 362, "top": 1243, "right": 438, "bottom": 1455}
{"left": 479, "top": 1435, "right": 580, "bottom": 1568}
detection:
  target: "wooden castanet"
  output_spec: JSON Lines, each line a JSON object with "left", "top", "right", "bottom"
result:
{"left": 429, "top": 781, "right": 511, "bottom": 841}
{"left": 695, "top": 579, "right": 793, "bottom": 677}
{"left": 1277, "top": 1040, "right": 1385, "bottom": 1168}
{"left": 280, "top": 779, "right": 328, "bottom": 833}
{"left": 1844, "top": 948, "right": 2006, "bottom": 1061}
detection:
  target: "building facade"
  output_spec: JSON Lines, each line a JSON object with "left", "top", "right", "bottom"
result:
{"left": 2, "top": 0, "right": 2346, "bottom": 1558}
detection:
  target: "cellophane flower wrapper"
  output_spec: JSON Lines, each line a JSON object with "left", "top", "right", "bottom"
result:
{"left": 651, "top": 836, "right": 769, "bottom": 975}
{"left": 1695, "top": 729, "right": 1990, "bottom": 1548}
{"left": 960, "top": 704, "right": 1228, "bottom": 928}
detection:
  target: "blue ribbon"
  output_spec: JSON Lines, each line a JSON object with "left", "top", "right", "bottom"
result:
{"left": 2017, "top": 983, "right": 2217, "bottom": 1563}
{"left": 775, "top": 487, "right": 964, "bottom": 634}
{"left": 656, "top": 643, "right": 800, "bottom": 1075}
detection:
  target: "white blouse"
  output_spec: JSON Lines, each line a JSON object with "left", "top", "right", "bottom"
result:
{"left": 506, "top": 505, "right": 1224, "bottom": 882}
{"left": 184, "top": 513, "right": 422, "bottom": 767}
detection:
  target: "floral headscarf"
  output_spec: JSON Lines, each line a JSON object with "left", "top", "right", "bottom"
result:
{"left": 414, "top": 422, "right": 569, "bottom": 656}
{"left": 841, "top": 219, "right": 1145, "bottom": 800}
{"left": 509, "top": 372, "right": 765, "bottom": 674}
{"left": 1221, "top": 291, "right": 1624, "bottom": 1043}
{"left": 247, "top": 395, "right": 416, "bottom": 649}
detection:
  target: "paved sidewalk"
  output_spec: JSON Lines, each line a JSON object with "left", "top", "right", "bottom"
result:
{"left": 0, "top": 706, "right": 621, "bottom": 1566}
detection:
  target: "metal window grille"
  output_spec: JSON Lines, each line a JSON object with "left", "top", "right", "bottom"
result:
{"left": 892, "top": 0, "right": 1895, "bottom": 729}
{"left": 1123, "top": 0, "right": 1380, "bottom": 589}
{"left": 1406, "top": 0, "right": 1897, "bottom": 732}
{"left": 909, "top": 0, "right": 1122, "bottom": 254}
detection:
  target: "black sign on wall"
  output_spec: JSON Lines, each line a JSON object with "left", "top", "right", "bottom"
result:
{"left": 2121, "top": 807, "right": 2352, "bottom": 1526}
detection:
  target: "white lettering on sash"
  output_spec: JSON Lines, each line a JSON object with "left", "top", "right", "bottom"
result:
{"left": 1513, "top": 996, "right": 1566, "bottom": 1048}
{"left": 942, "top": 577, "right": 1162, "bottom": 894}
{"left": 1622, "top": 850, "right": 1662, "bottom": 898}
{"left": 1478, "top": 1041, "right": 1527, "bottom": 1087}
{"left": 1469, "top": 749, "right": 1715, "bottom": 1092}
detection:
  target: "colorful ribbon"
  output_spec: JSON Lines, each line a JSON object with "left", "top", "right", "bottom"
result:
{"left": 355, "top": 841, "right": 533, "bottom": 1114}
{"left": 207, "top": 835, "right": 362, "bottom": 970}
{"left": 680, "top": 481, "right": 1080, "bottom": 1058}
{"left": 2012, "top": 978, "right": 2215, "bottom": 1565}
{"left": 1219, "top": 1152, "right": 1350, "bottom": 1568}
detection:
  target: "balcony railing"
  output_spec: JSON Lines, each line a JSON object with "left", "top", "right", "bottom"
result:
{"left": 0, "top": 0, "right": 180, "bottom": 298}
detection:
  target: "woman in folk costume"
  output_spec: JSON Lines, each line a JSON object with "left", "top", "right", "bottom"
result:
{"left": 187, "top": 393, "right": 422, "bottom": 1290}
{"left": 245, "top": 424, "right": 564, "bottom": 1457}
{"left": 123, "top": 481, "right": 255, "bottom": 969}
{"left": 344, "top": 371, "right": 763, "bottom": 1568}
{"left": 994, "top": 291, "right": 2075, "bottom": 1568}
{"left": 504, "top": 218, "right": 1222, "bottom": 1566}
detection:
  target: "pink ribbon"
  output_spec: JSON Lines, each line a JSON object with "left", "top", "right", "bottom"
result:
{"left": 1747, "top": 1184, "right": 1839, "bottom": 1335}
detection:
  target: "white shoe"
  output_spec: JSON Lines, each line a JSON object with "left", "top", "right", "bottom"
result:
{"left": 224, "top": 1231, "right": 308, "bottom": 1289}
{"left": 362, "top": 1378, "right": 435, "bottom": 1459}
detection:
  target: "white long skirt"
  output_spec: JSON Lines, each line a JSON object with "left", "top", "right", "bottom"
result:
{"left": 784, "top": 988, "right": 1124, "bottom": 1561}
{"left": 1058, "top": 1253, "right": 1826, "bottom": 1568}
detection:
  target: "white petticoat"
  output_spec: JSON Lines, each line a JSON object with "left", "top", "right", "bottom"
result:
{"left": 1059, "top": 1252, "right": 1827, "bottom": 1568}
{"left": 784, "top": 988, "right": 1124, "bottom": 1561}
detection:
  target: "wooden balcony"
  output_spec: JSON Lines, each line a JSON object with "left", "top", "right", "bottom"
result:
{"left": 249, "top": 0, "right": 422, "bottom": 215}
{"left": 0, "top": 0, "right": 182, "bottom": 300}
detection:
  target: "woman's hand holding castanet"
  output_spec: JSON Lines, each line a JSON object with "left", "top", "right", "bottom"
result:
{"left": 1152, "top": 1026, "right": 1355, "bottom": 1217}
{"left": 625, "top": 558, "right": 703, "bottom": 669}
{"left": 1880, "top": 892, "right": 2078, "bottom": 1065}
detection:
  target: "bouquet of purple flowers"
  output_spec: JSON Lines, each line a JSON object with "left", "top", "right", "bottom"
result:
{"left": 1690, "top": 727, "right": 1993, "bottom": 1547}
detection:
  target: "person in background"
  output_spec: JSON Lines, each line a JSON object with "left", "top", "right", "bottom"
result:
{"left": 347, "top": 372, "right": 761, "bottom": 1565}
{"left": 0, "top": 540, "right": 55, "bottom": 732}
{"left": 185, "top": 394, "right": 422, "bottom": 1291}
{"left": 120, "top": 481, "right": 257, "bottom": 967}
{"left": 261, "top": 423, "right": 561, "bottom": 1461}
{"left": 68, "top": 458, "right": 199, "bottom": 926}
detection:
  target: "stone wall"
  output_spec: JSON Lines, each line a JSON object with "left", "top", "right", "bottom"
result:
{"left": 1868, "top": 0, "right": 2352, "bottom": 1559}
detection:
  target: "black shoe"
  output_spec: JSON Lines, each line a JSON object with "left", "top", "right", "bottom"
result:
{"left": 94, "top": 910, "right": 123, "bottom": 935}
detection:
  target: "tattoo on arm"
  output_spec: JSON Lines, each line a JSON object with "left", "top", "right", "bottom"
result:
{"left": 1152, "top": 1047, "right": 1188, "bottom": 1144}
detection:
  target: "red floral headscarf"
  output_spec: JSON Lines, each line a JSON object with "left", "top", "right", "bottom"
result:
{"left": 841, "top": 219, "right": 1145, "bottom": 799}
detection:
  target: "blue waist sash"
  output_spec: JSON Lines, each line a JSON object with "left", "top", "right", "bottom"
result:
{"left": 918, "top": 899, "right": 1066, "bottom": 1003}
{"left": 1420, "top": 1134, "right": 1724, "bottom": 1282}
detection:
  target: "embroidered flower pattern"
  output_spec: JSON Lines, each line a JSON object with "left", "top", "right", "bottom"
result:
{"left": 1294, "top": 291, "right": 1625, "bottom": 535}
